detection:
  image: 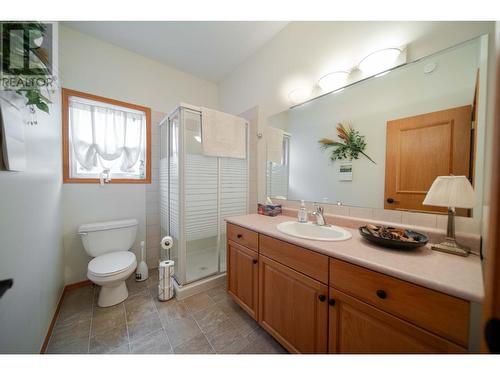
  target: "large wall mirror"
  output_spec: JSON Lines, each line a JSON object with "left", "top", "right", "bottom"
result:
{"left": 266, "top": 35, "right": 488, "bottom": 218}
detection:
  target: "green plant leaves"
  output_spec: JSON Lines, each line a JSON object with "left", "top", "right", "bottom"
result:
{"left": 23, "top": 89, "right": 51, "bottom": 113}
{"left": 318, "top": 122, "right": 376, "bottom": 164}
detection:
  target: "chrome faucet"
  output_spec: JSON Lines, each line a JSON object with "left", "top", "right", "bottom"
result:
{"left": 312, "top": 203, "right": 327, "bottom": 226}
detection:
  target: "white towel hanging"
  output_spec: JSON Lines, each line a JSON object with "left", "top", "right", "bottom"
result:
{"left": 201, "top": 107, "right": 246, "bottom": 159}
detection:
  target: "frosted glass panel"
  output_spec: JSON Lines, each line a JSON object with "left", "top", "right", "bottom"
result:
{"left": 168, "top": 111, "right": 180, "bottom": 280}
{"left": 184, "top": 110, "right": 219, "bottom": 283}
{"left": 219, "top": 157, "right": 248, "bottom": 272}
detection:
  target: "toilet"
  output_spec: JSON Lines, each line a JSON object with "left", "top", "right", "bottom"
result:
{"left": 78, "top": 218, "right": 138, "bottom": 307}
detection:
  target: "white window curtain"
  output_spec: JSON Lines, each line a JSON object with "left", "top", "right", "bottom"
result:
{"left": 69, "top": 97, "right": 145, "bottom": 172}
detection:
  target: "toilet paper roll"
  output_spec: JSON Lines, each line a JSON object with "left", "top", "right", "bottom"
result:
{"left": 160, "top": 236, "right": 173, "bottom": 250}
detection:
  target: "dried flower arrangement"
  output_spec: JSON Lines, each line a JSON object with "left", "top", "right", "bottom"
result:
{"left": 319, "top": 123, "right": 376, "bottom": 163}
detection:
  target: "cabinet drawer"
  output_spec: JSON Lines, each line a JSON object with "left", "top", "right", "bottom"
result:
{"left": 227, "top": 223, "right": 258, "bottom": 252}
{"left": 259, "top": 235, "right": 329, "bottom": 284}
{"left": 328, "top": 288, "right": 467, "bottom": 354}
{"left": 329, "top": 258, "right": 469, "bottom": 348}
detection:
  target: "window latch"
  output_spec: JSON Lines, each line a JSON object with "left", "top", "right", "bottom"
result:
{"left": 99, "top": 169, "right": 112, "bottom": 185}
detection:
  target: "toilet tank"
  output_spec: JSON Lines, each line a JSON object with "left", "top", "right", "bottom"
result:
{"left": 78, "top": 218, "right": 138, "bottom": 257}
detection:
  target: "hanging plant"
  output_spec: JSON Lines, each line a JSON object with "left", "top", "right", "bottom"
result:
{"left": 319, "top": 122, "right": 376, "bottom": 164}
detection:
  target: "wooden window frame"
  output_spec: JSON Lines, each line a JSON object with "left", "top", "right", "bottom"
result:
{"left": 62, "top": 88, "right": 152, "bottom": 184}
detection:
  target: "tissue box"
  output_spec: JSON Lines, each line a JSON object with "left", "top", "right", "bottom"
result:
{"left": 258, "top": 203, "right": 282, "bottom": 217}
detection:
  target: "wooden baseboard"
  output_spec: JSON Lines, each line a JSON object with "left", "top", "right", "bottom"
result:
{"left": 64, "top": 279, "right": 93, "bottom": 292}
{"left": 40, "top": 279, "right": 92, "bottom": 354}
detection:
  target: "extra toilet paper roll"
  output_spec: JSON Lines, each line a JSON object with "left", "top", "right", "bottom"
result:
{"left": 160, "top": 236, "right": 173, "bottom": 250}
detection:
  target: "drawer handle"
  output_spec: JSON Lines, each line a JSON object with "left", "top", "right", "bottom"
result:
{"left": 318, "top": 294, "right": 326, "bottom": 302}
{"left": 328, "top": 298, "right": 336, "bottom": 306}
{"left": 376, "top": 289, "right": 387, "bottom": 299}
{"left": 252, "top": 259, "right": 258, "bottom": 264}
{"left": 237, "top": 234, "right": 243, "bottom": 239}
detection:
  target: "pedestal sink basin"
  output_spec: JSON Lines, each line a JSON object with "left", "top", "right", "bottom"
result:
{"left": 276, "top": 221, "right": 352, "bottom": 241}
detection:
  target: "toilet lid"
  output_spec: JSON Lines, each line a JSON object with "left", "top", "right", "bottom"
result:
{"left": 88, "top": 251, "right": 136, "bottom": 277}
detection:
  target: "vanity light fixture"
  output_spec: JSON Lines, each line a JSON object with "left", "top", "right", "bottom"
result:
{"left": 422, "top": 175, "right": 475, "bottom": 257}
{"left": 318, "top": 71, "right": 350, "bottom": 92}
{"left": 358, "top": 48, "right": 402, "bottom": 76}
{"left": 288, "top": 87, "right": 312, "bottom": 105}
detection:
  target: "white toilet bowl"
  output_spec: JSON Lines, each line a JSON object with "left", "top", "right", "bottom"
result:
{"left": 78, "top": 218, "right": 139, "bottom": 308}
{"left": 87, "top": 251, "right": 137, "bottom": 307}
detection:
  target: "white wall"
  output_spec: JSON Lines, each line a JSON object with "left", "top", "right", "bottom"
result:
{"left": 283, "top": 39, "right": 480, "bottom": 213}
{"left": 59, "top": 25, "right": 218, "bottom": 283}
{"left": 218, "top": 21, "right": 496, "bottom": 205}
{"left": 0, "top": 90, "right": 63, "bottom": 352}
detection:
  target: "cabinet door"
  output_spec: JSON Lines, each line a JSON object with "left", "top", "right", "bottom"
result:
{"left": 259, "top": 255, "right": 328, "bottom": 353}
{"left": 227, "top": 240, "right": 259, "bottom": 319}
{"left": 328, "top": 288, "right": 467, "bottom": 354}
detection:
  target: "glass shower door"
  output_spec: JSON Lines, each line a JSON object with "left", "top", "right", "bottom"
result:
{"left": 183, "top": 109, "right": 220, "bottom": 283}
{"left": 161, "top": 106, "right": 249, "bottom": 286}
{"left": 165, "top": 110, "right": 181, "bottom": 282}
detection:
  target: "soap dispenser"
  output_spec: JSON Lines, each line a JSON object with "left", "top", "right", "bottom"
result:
{"left": 298, "top": 200, "right": 308, "bottom": 223}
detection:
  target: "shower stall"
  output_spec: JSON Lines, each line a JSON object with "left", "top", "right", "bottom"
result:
{"left": 159, "top": 105, "right": 249, "bottom": 289}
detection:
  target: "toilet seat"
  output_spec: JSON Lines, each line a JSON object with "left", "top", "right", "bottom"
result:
{"left": 88, "top": 251, "right": 136, "bottom": 277}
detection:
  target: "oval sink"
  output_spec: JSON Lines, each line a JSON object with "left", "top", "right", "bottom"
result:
{"left": 276, "top": 221, "right": 352, "bottom": 242}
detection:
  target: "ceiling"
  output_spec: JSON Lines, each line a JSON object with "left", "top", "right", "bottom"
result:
{"left": 63, "top": 21, "right": 289, "bottom": 82}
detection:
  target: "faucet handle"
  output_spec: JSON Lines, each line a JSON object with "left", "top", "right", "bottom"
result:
{"left": 313, "top": 202, "right": 323, "bottom": 213}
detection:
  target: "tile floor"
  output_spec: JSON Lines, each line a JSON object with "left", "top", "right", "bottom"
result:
{"left": 46, "top": 269, "right": 286, "bottom": 354}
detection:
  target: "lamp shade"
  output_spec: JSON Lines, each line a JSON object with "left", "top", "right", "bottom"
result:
{"left": 423, "top": 176, "right": 475, "bottom": 208}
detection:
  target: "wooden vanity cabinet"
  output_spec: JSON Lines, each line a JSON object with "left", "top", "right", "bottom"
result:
{"left": 329, "top": 258, "right": 470, "bottom": 347}
{"left": 227, "top": 240, "right": 259, "bottom": 319}
{"left": 259, "top": 254, "right": 328, "bottom": 353}
{"left": 225, "top": 222, "right": 471, "bottom": 354}
{"left": 328, "top": 288, "right": 467, "bottom": 354}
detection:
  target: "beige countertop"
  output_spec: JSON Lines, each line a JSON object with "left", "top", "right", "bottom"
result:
{"left": 225, "top": 214, "right": 484, "bottom": 303}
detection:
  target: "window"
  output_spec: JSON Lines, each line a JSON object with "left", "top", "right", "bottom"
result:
{"left": 266, "top": 134, "right": 290, "bottom": 199}
{"left": 62, "top": 88, "right": 151, "bottom": 183}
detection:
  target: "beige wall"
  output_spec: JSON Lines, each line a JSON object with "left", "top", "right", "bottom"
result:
{"left": 59, "top": 25, "right": 218, "bottom": 283}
